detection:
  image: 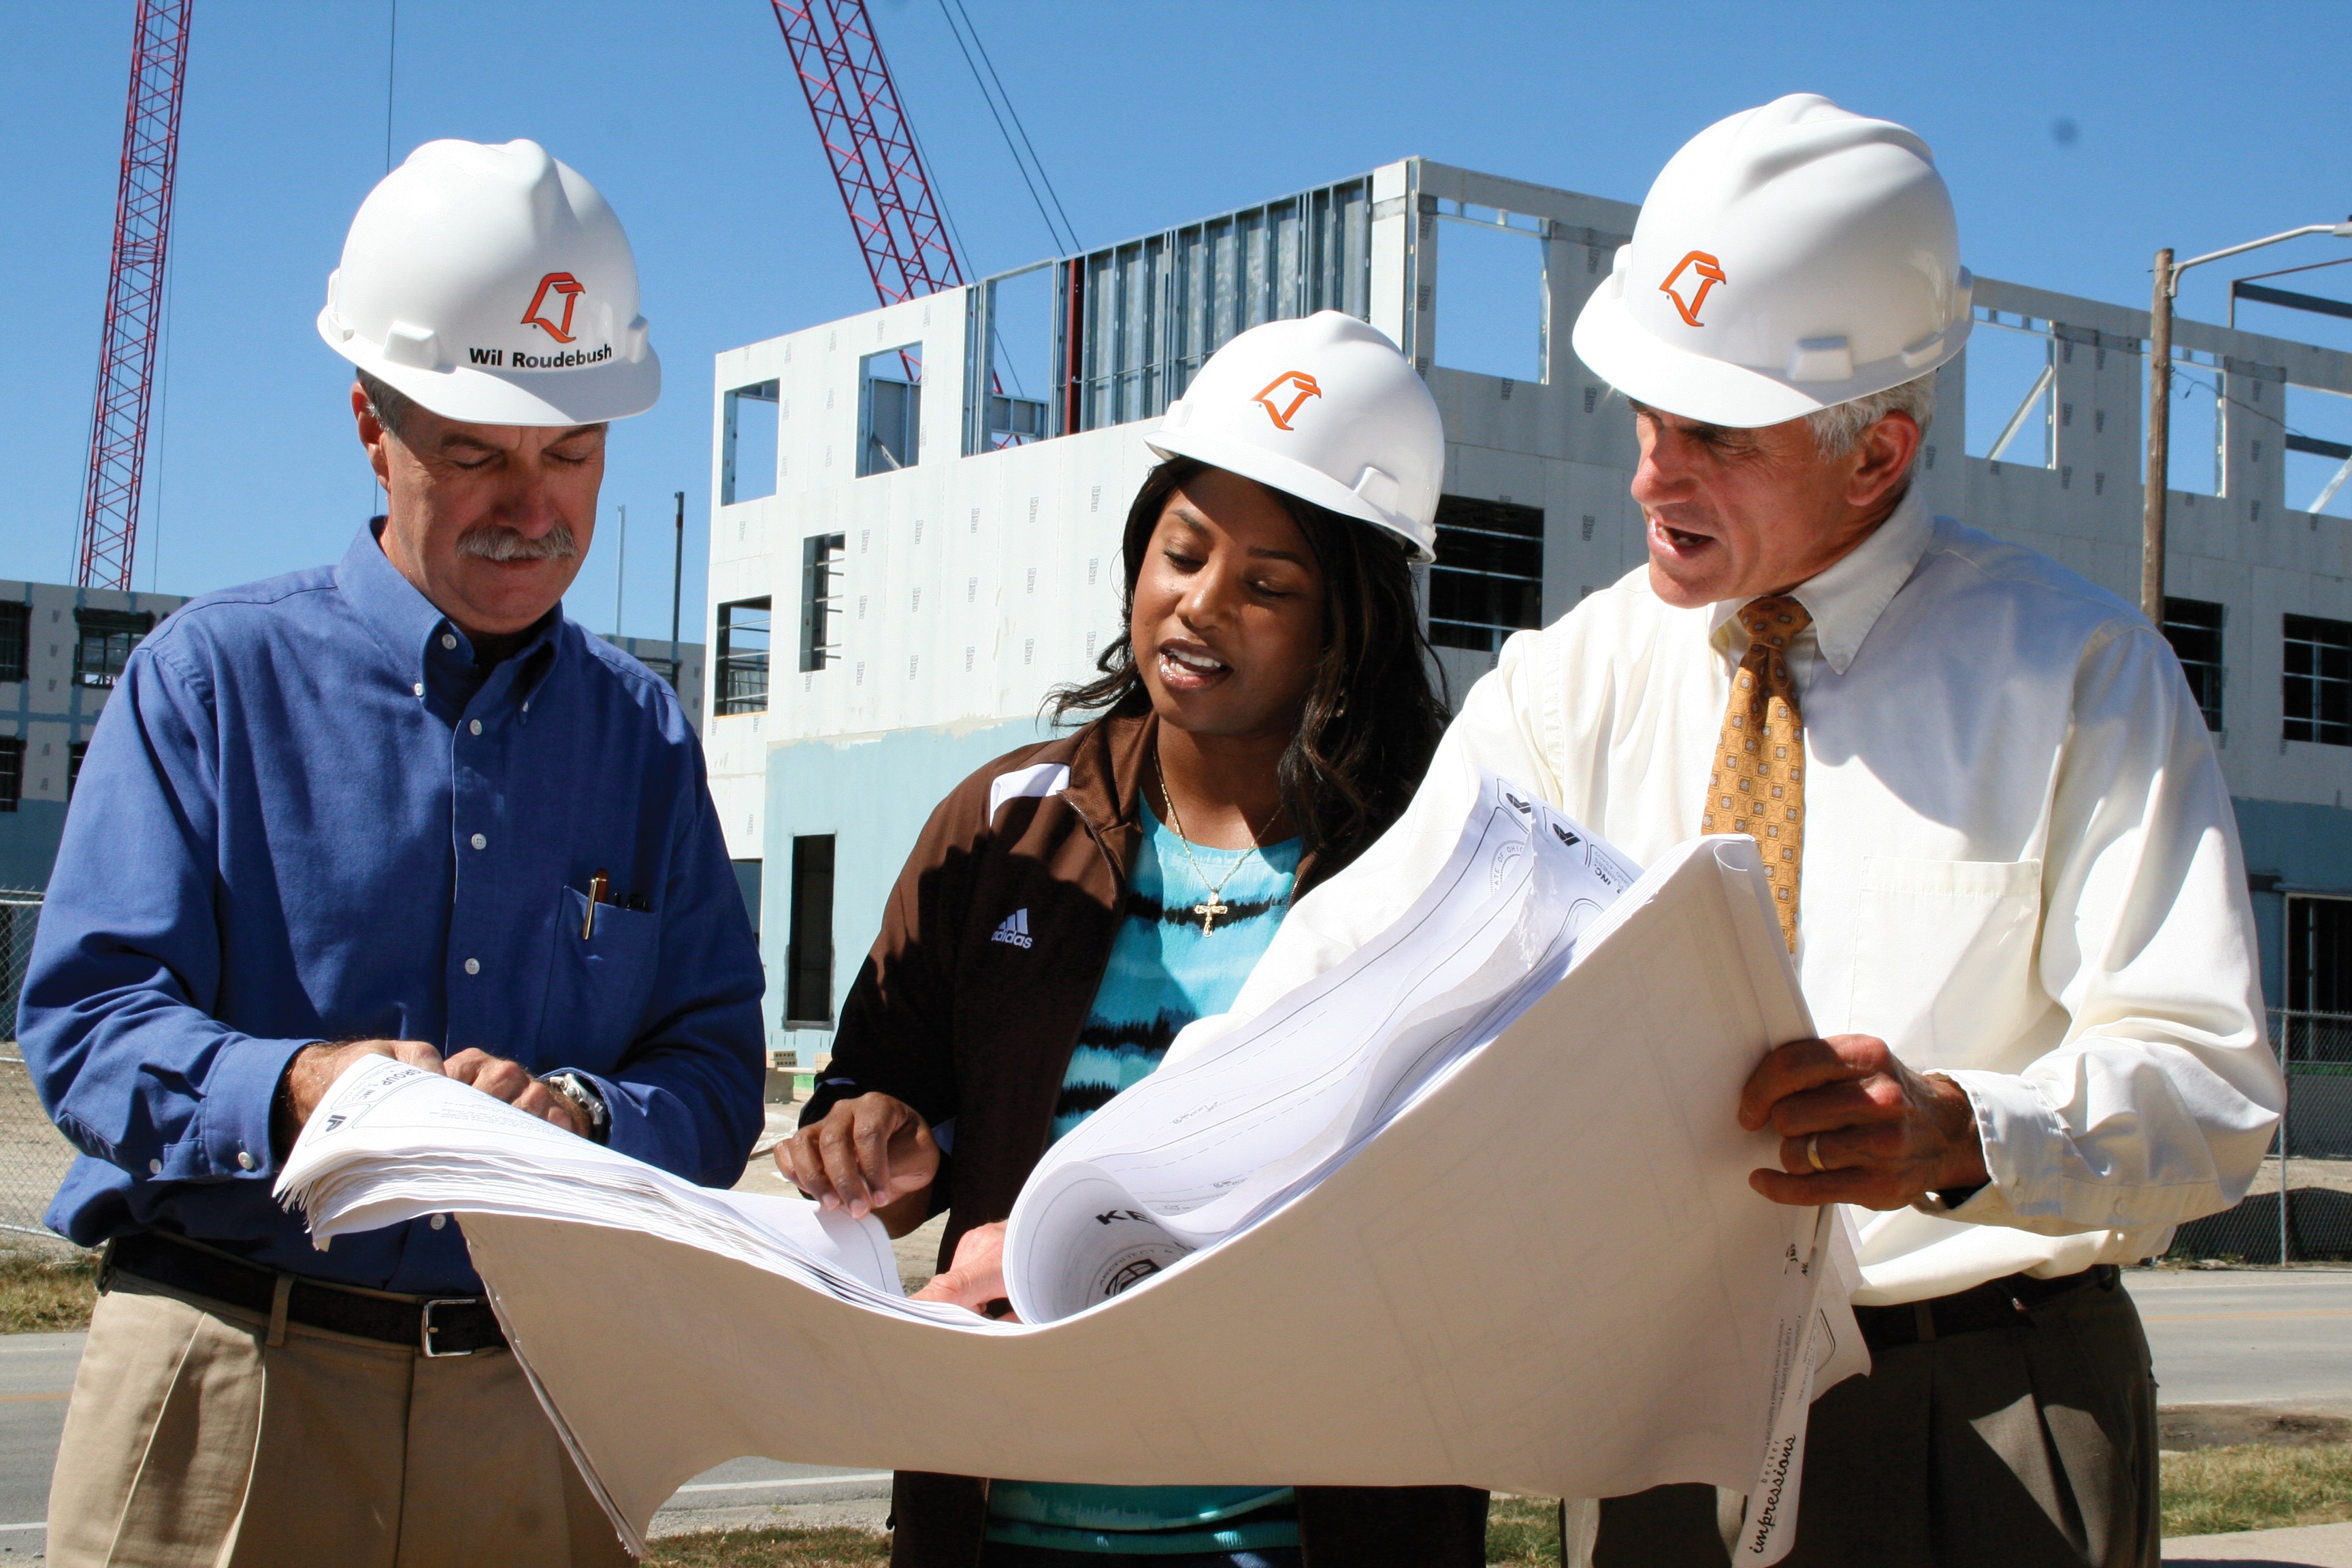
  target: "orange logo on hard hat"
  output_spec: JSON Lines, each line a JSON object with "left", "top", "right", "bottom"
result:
{"left": 1659, "top": 251, "right": 1727, "bottom": 327}
{"left": 521, "top": 272, "right": 587, "bottom": 343}
{"left": 1252, "top": 371, "right": 1323, "bottom": 431}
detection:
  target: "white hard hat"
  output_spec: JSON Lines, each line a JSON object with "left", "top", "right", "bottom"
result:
{"left": 1571, "top": 94, "right": 1972, "bottom": 429}
{"left": 1148, "top": 311, "right": 1443, "bottom": 561}
{"left": 318, "top": 139, "right": 659, "bottom": 427}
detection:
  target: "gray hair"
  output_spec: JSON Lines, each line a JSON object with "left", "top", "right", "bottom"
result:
{"left": 355, "top": 368, "right": 416, "bottom": 442}
{"left": 1806, "top": 371, "right": 1937, "bottom": 473}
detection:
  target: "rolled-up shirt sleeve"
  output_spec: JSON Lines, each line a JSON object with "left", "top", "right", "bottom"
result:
{"left": 20, "top": 645, "right": 314, "bottom": 1190}
{"left": 1933, "top": 621, "right": 2285, "bottom": 1235}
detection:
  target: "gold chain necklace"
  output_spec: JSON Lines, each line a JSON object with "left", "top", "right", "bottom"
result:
{"left": 1152, "top": 744, "right": 1281, "bottom": 936}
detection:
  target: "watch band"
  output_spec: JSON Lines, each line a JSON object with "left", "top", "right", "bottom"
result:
{"left": 539, "top": 1071, "right": 610, "bottom": 1144}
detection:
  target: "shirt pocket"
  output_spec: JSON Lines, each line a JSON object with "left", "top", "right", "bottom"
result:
{"left": 540, "top": 886, "right": 662, "bottom": 1068}
{"left": 1848, "top": 857, "right": 2044, "bottom": 1069}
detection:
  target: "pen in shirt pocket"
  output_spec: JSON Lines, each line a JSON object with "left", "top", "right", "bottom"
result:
{"left": 583, "top": 869, "right": 609, "bottom": 938}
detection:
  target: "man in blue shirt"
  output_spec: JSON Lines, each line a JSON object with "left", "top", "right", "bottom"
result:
{"left": 22, "top": 140, "right": 762, "bottom": 1567}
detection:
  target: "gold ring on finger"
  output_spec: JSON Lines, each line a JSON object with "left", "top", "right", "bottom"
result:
{"left": 1806, "top": 1134, "right": 1825, "bottom": 1172}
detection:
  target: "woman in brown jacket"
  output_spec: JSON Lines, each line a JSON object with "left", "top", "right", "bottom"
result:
{"left": 777, "top": 314, "right": 1475, "bottom": 1568}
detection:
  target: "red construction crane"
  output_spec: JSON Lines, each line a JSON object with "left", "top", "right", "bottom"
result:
{"left": 769, "top": 0, "right": 965, "bottom": 305}
{"left": 77, "top": 0, "right": 194, "bottom": 592}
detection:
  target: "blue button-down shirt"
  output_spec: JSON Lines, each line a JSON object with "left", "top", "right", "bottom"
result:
{"left": 20, "top": 524, "right": 766, "bottom": 1294}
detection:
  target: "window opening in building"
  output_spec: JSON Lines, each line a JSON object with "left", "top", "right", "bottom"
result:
{"left": 73, "top": 608, "right": 154, "bottom": 689}
{"left": 2287, "top": 894, "right": 2352, "bottom": 1026}
{"left": 858, "top": 346, "right": 922, "bottom": 476}
{"left": 1431, "top": 200, "right": 1550, "bottom": 384}
{"left": 2284, "top": 612, "right": 2352, "bottom": 745}
{"left": 968, "top": 262, "right": 1052, "bottom": 453}
{"left": 2161, "top": 598, "right": 2225, "bottom": 732}
{"left": 800, "top": 534, "right": 845, "bottom": 672}
{"left": 1964, "top": 311, "right": 2057, "bottom": 468}
{"left": 715, "top": 598, "right": 772, "bottom": 715}
{"left": 2140, "top": 346, "right": 2223, "bottom": 497}
{"left": 721, "top": 380, "right": 780, "bottom": 505}
{"left": 1428, "top": 497, "right": 1544, "bottom": 653}
{"left": 784, "top": 834, "right": 835, "bottom": 1026}
{"left": 0, "top": 604, "right": 27, "bottom": 683}
{"left": 69, "top": 741, "right": 87, "bottom": 800}
{"left": 0, "top": 737, "right": 22, "bottom": 813}
{"left": 2285, "top": 385, "right": 2352, "bottom": 519}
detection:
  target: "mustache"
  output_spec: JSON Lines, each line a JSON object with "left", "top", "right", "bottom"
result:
{"left": 455, "top": 522, "right": 579, "bottom": 562}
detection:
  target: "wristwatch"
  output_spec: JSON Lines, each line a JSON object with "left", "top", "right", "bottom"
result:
{"left": 538, "top": 1071, "right": 610, "bottom": 1144}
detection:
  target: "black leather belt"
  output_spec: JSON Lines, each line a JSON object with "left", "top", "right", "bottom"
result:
{"left": 105, "top": 1230, "right": 506, "bottom": 1356}
{"left": 1853, "top": 1263, "right": 2119, "bottom": 1353}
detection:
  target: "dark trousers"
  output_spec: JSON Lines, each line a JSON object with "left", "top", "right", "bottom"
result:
{"left": 1595, "top": 1269, "right": 2159, "bottom": 1568}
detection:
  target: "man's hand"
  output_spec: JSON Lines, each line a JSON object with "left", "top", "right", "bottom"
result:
{"left": 444, "top": 1049, "right": 589, "bottom": 1137}
{"left": 273, "top": 1038, "right": 446, "bottom": 1156}
{"left": 1739, "top": 1034, "right": 1989, "bottom": 1210}
{"left": 910, "top": 1221, "right": 1015, "bottom": 1320}
{"left": 774, "top": 1092, "right": 939, "bottom": 1230}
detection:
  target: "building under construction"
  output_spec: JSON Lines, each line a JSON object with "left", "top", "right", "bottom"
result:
{"left": 698, "top": 157, "right": 2352, "bottom": 1106}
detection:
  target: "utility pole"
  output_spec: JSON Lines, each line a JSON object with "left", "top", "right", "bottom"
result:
{"left": 2141, "top": 248, "right": 2172, "bottom": 625}
{"left": 2142, "top": 222, "right": 2351, "bottom": 627}
{"left": 670, "top": 491, "right": 685, "bottom": 698}
{"left": 612, "top": 504, "right": 627, "bottom": 637}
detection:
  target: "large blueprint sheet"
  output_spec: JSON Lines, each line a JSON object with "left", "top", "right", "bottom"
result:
{"left": 282, "top": 780, "right": 1859, "bottom": 1561}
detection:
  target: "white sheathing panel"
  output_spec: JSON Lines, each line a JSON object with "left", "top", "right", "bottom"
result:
{"left": 714, "top": 175, "right": 2352, "bottom": 846}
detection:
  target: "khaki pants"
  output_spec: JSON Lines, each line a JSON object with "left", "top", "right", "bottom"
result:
{"left": 1591, "top": 1270, "right": 2159, "bottom": 1568}
{"left": 48, "top": 1271, "right": 632, "bottom": 1568}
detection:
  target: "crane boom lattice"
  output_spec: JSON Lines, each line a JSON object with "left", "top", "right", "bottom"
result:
{"left": 770, "top": 0, "right": 964, "bottom": 306}
{"left": 78, "top": 0, "right": 193, "bottom": 592}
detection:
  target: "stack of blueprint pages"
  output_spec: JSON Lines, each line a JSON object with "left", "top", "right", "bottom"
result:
{"left": 280, "top": 774, "right": 1863, "bottom": 1562}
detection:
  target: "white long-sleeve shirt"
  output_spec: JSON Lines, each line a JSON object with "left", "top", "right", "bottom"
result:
{"left": 1179, "top": 487, "right": 2285, "bottom": 1305}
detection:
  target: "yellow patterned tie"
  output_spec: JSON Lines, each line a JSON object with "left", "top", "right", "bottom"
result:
{"left": 1703, "top": 595, "right": 1811, "bottom": 950}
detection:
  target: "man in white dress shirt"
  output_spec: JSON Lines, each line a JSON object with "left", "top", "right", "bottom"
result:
{"left": 1177, "top": 97, "right": 2285, "bottom": 1566}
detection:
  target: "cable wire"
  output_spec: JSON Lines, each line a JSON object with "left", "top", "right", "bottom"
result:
{"left": 950, "top": 0, "right": 1077, "bottom": 251}
{"left": 383, "top": 0, "right": 398, "bottom": 172}
{"left": 935, "top": 0, "right": 1078, "bottom": 256}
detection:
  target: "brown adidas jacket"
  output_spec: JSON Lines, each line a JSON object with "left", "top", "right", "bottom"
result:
{"left": 804, "top": 701, "right": 1486, "bottom": 1568}
{"left": 808, "top": 701, "right": 1324, "bottom": 1268}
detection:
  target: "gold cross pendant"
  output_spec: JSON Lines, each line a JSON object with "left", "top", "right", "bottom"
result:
{"left": 1194, "top": 897, "right": 1230, "bottom": 935}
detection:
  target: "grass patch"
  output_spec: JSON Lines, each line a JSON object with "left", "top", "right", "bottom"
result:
{"left": 2163, "top": 1441, "right": 2352, "bottom": 1537}
{"left": 0, "top": 1248, "right": 96, "bottom": 1333}
{"left": 643, "top": 1525, "right": 892, "bottom": 1567}
{"left": 1487, "top": 1493, "right": 1563, "bottom": 1564}
{"left": 623, "top": 1454, "right": 2352, "bottom": 1563}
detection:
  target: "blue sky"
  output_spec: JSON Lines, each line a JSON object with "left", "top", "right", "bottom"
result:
{"left": 4, "top": 1, "right": 2349, "bottom": 638}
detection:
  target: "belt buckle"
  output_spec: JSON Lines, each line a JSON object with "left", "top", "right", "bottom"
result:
{"left": 419, "top": 1298, "right": 480, "bottom": 1358}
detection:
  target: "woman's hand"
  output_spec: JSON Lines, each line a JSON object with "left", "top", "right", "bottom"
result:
{"left": 774, "top": 1092, "right": 939, "bottom": 1231}
{"left": 911, "top": 1222, "right": 1017, "bottom": 1320}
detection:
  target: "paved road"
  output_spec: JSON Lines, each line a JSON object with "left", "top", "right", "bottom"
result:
{"left": 2125, "top": 1267, "right": 2352, "bottom": 1409}
{"left": 0, "top": 1328, "right": 885, "bottom": 1553}
{"left": 0, "top": 1267, "right": 2339, "bottom": 1554}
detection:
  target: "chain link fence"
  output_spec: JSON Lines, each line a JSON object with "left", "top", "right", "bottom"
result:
{"left": 2166, "top": 1009, "right": 2352, "bottom": 1264}
{"left": 0, "top": 890, "right": 77, "bottom": 1252}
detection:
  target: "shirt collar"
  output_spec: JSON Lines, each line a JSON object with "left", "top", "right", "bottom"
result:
{"left": 336, "top": 520, "right": 566, "bottom": 700}
{"left": 338, "top": 521, "right": 451, "bottom": 683}
{"left": 1706, "top": 485, "right": 1933, "bottom": 676}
